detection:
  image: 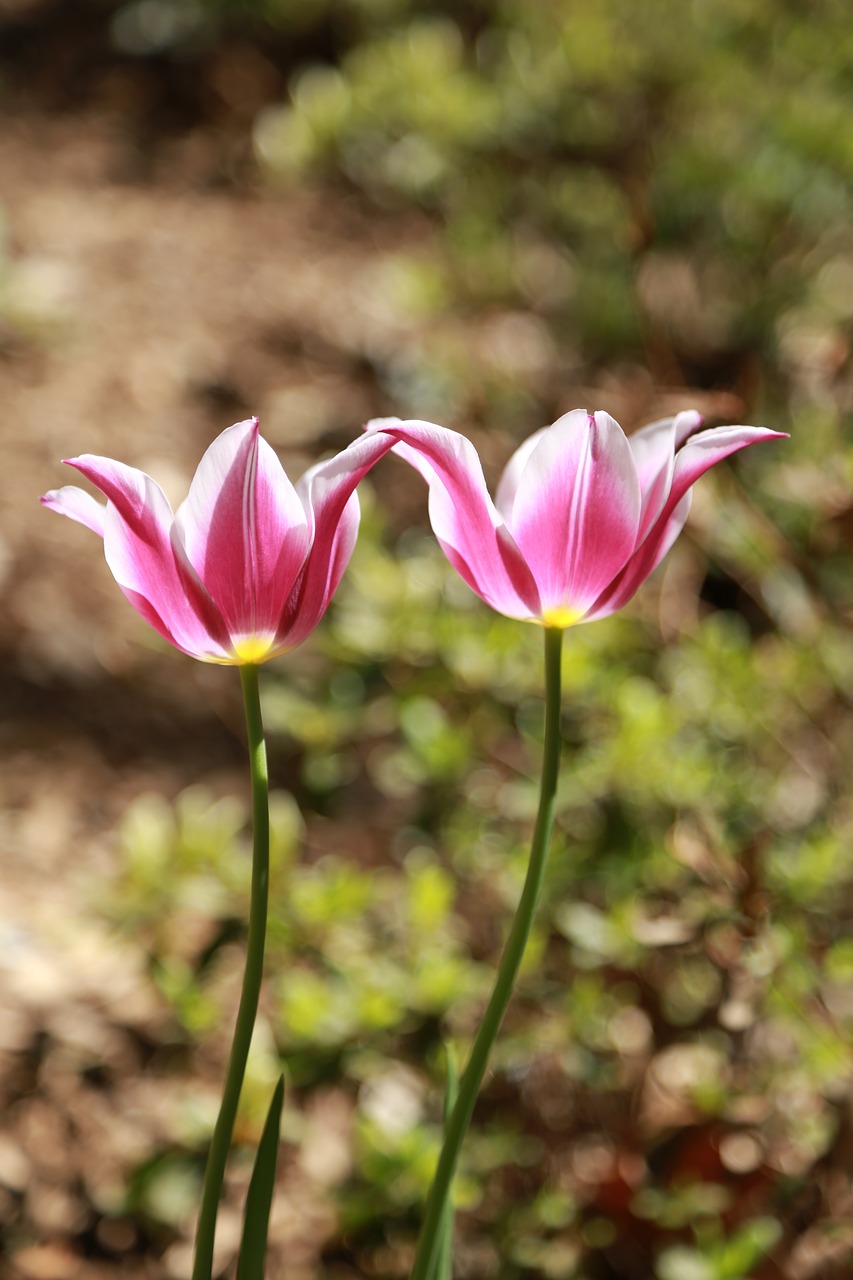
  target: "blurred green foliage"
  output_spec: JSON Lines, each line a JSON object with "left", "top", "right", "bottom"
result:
{"left": 244, "top": 0, "right": 853, "bottom": 421}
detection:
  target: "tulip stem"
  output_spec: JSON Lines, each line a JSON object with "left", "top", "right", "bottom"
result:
{"left": 192, "top": 664, "right": 270, "bottom": 1280}
{"left": 411, "top": 625, "right": 564, "bottom": 1280}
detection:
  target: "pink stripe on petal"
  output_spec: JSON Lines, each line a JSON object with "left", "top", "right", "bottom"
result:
{"left": 669, "top": 424, "right": 787, "bottom": 507}
{"left": 68, "top": 454, "right": 232, "bottom": 660}
{"left": 507, "top": 410, "right": 642, "bottom": 616}
{"left": 40, "top": 486, "right": 106, "bottom": 537}
{"left": 375, "top": 419, "right": 540, "bottom": 620}
{"left": 586, "top": 423, "right": 786, "bottom": 621}
{"left": 281, "top": 431, "right": 397, "bottom": 647}
{"left": 102, "top": 502, "right": 233, "bottom": 661}
{"left": 67, "top": 452, "right": 175, "bottom": 532}
{"left": 281, "top": 492, "right": 361, "bottom": 652}
{"left": 585, "top": 492, "right": 692, "bottom": 621}
{"left": 623, "top": 424, "right": 786, "bottom": 592}
{"left": 174, "top": 419, "right": 310, "bottom": 638}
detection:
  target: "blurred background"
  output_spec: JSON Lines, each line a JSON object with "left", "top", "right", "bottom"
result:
{"left": 1, "top": 0, "right": 852, "bottom": 1277}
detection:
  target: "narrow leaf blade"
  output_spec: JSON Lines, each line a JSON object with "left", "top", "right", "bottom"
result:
{"left": 237, "top": 1075, "right": 285, "bottom": 1280}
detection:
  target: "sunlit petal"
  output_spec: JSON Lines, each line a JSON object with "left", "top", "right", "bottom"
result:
{"left": 494, "top": 427, "right": 548, "bottom": 518}
{"left": 587, "top": 423, "right": 786, "bottom": 620}
{"left": 64, "top": 454, "right": 232, "bottom": 660}
{"left": 626, "top": 411, "right": 702, "bottom": 542}
{"left": 174, "top": 418, "right": 311, "bottom": 640}
{"left": 367, "top": 418, "right": 541, "bottom": 620}
{"left": 40, "top": 485, "right": 106, "bottom": 537}
{"left": 506, "top": 410, "right": 642, "bottom": 617}
{"left": 281, "top": 430, "right": 398, "bottom": 648}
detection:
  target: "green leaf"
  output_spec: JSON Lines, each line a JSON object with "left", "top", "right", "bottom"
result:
{"left": 237, "top": 1075, "right": 285, "bottom": 1280}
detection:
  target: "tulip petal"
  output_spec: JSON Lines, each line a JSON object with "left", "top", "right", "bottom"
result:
{"left": 584, "top": 492, "right": 692, "bottom": 621}
{"left": 506, "top": 410, "right": 642, "bottom": 618}
{"left": 586, "top": 423, "right": 785, "bottom": 620}
{"left": 40, "top": 485, "right": 106, "bottom": 537}
{"left": 629, "top": 410, "right": 701, "bottom": 482}
{"left": 366, "top": 418, "right": 541, "bottom": 620}
{"left": 174, "top": 419, "right": 311, "bottom": 641}
{"left": 669, "top": 424, "right": 786, "bottom": 506}
{"left": 494, "top": 427, "right": 548, "bottom": 518}
{"left": 627, "top": 411, "right": 703, "bottom": 543}
{"left": 67, "top": 454, "right": 232, "bottom": 660}
{"left": 281, "top": 431, "right": 399, "bottom": 648}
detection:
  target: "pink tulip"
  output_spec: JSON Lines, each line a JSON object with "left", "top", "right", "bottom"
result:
{"left": 366, "top": 409, "right": 785, "bottom": 627}
{"left": 41, "top": 418, "right": 394, "bottom": 664}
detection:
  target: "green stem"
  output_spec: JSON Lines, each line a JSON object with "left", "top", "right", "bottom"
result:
{"left": 410, "top": 626, "right": 564, "bottom": 1280}
{"left": 433, "top": 1044, "right": 459, "bottom": 1280}
{"left": 192, "top": 664, "right": 270, "bottom": 1280}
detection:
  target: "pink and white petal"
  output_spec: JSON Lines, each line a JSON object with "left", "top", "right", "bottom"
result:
{"left": 626, "top": 413, "right": 703, "bottom": 543}
{"left": 585, "top": 422, "right": 785, "bottom": 621}
{"left": 368, "top": 418, "right": 540, "bottom": 620}
{"left": 626, "top": 424, "right": 785, "bottom": 582}
{"left": 280, "top": 431, "right": 398, "bottom": 647}
{"left": 40, "top": 485, "right": 106, "bottom": 537}
{"left": 584, "top": 492, "right": 692, "bottom": 621}
{"left": 279, "top": 492, "right": 361, "bottom": 652}
{"left": 668, "top": 424, "right": 786, "bottom": 508}
{"left": 101, "top": 503, "right": 233, "bottom": 661}
{"left": 627, "top": 416, "right": 678, "bottom": 540}
{"left": 68, "top": 453, "right": 232, "bottom": 659}
{"left": 174, "top": 419, "right": 310, "bottom": 637}
{"left": 507, "top": 410, "right": 642, "bottom": 617}
{"left": 67, "top": 452, "right": 176, "bottom": 531}
{"left": 494, "top": 426, "right": 549, "bottom": 518}
{"left": 672, "top": 408, "right": 704, "bottom": 449}
{"left": 628, "top": 411, "right": 702, "bottom": 486}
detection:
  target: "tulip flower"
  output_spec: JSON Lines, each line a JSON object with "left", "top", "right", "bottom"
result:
{"left": 41, "top": 417, "right": 395, "bottom": 664}
{"left": 42, "top": 415, "right": 397, "bottom": 1280}
{"left": 366, "top": 409, "right": 785, "bottom": 627}
{"left": 372, "top": 406, "right": 785, "bottom": 1280}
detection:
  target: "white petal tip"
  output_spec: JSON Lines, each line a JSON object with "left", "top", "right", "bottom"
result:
{"left": 40, "top": 484, "right": 107, "bottom": 536}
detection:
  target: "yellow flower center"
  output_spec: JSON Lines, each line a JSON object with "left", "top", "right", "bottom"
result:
{"left": 232, "top": 634, "right": 276, "bottom": 665}
{"left": 539, "top": 605, "right": 584, "bottom": 629}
